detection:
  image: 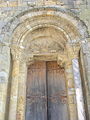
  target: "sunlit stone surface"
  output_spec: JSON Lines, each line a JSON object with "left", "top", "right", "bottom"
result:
{"left": 0, "top": 0, "right": 90, "bottom": 120}
{"left": 72, "top": 58, "right": 86, "bottom": 120}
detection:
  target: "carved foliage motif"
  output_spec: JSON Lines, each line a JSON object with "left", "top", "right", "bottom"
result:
{"left": 29, "top": 38, "right": 64, "bottom": 53}
{"left": 24, "top": 27, "right": 66, "bottom": 54}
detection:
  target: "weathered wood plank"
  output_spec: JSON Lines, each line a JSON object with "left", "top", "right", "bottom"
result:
{"left": 47, "top": 61, "right": 69, "bottom": 120}
{"left": 26, "top": 62, "right": 47, "bottom": 120}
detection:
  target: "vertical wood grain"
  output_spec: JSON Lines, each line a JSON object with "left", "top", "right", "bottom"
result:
{"left": 26, "top": 61, "right": 69, "bottom": 120}
{"left": 26, "top": 62, "right": 47, "bottom": 120}
{"left": 47, "top": 61, "right": 69, "bottom": 120}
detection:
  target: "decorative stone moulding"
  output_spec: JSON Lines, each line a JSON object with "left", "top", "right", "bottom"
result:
{"left": 0, "top": 5, "right": 89, "bottom": 120}
{"left": 0, "top": 6, "right": 88, "bottom": 44}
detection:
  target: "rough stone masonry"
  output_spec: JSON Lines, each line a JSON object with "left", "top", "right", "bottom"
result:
{"left": 0, "top": 0, "right": 90, "bottom": 120}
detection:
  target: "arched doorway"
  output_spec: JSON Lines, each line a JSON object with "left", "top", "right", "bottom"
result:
{"left": 26, "top": 61, "right": 69, "bottom": 120}
{"left": 4, "top": 7, "right": 88, "bottom": 120}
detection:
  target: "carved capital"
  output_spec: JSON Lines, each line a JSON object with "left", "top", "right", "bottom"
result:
{"left": 11, "top": 45, "right": 23, "bottom": 61}
{"left": 66, "top": 43, "right": 80, "bottom": 60}
{"left": 57, "top": 54, "right": 67, "bottom": 68}
{"left": 26, "top": 54, "right": 34, "bottom": 66}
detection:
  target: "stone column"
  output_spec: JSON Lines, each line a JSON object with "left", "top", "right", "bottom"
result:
{"left": 65, "top": 60, "right": 78, "bottom": 120}
{"left": 80, "top": 49, "right": 90, "bottom": 119}
{"left": 72, "top": 58, "right": 86, "bottom": 120}
{"left": 8, "top": 54, "right": 20, "bottom": 120}
{"left": 0, "top": 45, "right": 10, "bottom": 120}
{"left": 82, "top": 41, "right": 90, "bottom": 119}
{"left": 16, "top": 56, "right": 34, "bottom": 120}
{"left": 16, "top": 61, "right": 27, "bottom": 120}
{"left": 65, "top": 43, "right": 86, "bottom": 120}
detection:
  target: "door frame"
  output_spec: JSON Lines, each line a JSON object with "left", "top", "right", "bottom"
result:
{"left": 7, "top": 8, "right": 88, "bottom": 120}
{"left": 1, "top": 6, "right": 89, "bottom": 120}
{"left": 9, "top": 51, "right": 86, "bottom": 120}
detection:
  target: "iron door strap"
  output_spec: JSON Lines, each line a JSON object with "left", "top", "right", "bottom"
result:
{"left": 27, "top": 90, "right": 67, "bottom": 104}
{"left": 48, "top": 90, "right": 67, "bottom": 104}
{"left": 27, "top": 94, "right": 47, "bottom": 105}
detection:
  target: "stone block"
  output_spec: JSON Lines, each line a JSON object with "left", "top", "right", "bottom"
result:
{"left": 0, "top": 71, "right": 8, "bottom": 83}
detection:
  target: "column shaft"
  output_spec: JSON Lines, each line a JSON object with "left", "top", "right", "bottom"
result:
{"left": 65, "top": 61, "right": 78, "bottom": 120}
{"left": 16, "top": 62, "right": 27, "bottom": 120}
{"left": 8, "top": 59, "right": 20, "bottom": 120}
{"left": 72, "top": 58, "right": 86, "bottom": 120}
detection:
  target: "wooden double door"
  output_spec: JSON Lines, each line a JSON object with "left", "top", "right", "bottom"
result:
{"left": 26, "top": 61, "right": 69, "bottom": 120}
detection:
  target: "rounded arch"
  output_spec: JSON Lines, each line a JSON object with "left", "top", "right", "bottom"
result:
{"left": 5, "top": 6, "right": 89, "bottom": 120}
{"left": 1, "top": 6, "right": 89, "bottom": 45}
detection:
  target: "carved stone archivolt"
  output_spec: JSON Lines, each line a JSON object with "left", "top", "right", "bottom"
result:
{"left": 11, "top": 26, "right": 69, "bottom": 65}
{"left": 7, "top": 7, "right": 89, "bottom": 120}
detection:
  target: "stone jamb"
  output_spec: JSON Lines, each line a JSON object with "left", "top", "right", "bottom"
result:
{"left": 69, "top": 44, "right": 86, "bottom": 120}
{"left": 80, "top": 45, "right": 90, "bottom": 119}
{"left": 16, "top": 61, "right": 27, "bottom": 120}
{"left": 8, "top": 58, "right": 20, "bottom": 120}
{"left": 15, "top": 53, "right": 70, "bottom": 120}
{"left": 9, "top": 47, "right": 84, "bottom": 120}
{"left": 8, "top": 48, "right": 22, "bottom": 120}
{"left": 72, "top": 57, "right": 86, "bottom": 120}
{"left": 65, "top": 59, "right": 78, "bottom": 120}
{"left": 9, "top": 33, "right": 87, "bottom": 120}
{"left": 64, "top": 44, "right": 86, "bottom": 120}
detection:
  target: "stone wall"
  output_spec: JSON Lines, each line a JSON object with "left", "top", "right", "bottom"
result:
{"left": 0, "top": 0, "right": 90, "bottom": 120}
{"left": 0, "top": 45, "right": 10, "bottom": 120}
{"left": 0, "top": 0, "right": 90, "bottom": 34}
